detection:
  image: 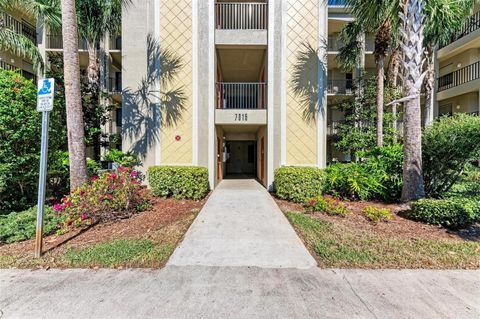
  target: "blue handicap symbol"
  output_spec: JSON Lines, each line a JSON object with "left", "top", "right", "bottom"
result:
{"left": 38, "top": 79, "right": 52, "bottom": 96}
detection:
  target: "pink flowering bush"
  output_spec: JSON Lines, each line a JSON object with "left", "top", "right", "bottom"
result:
{"left": 53, "top": 167, "right": 148, "bottom": 229}
{"left": 306, "top": 196, "right": 349, "bottom": 217}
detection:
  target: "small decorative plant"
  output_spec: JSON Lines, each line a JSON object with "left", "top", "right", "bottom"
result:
{"left": 53, "top": 166, "right": 148, "bottom": 229}
{"left": 362, "top": 206, "right": 393, "bottom": 224}
{"left": 306, "top": 196, "right": 349, "bottom": 217}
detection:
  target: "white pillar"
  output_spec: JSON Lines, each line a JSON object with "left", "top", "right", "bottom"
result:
{"left": 317, "top": 1, "right": 328, "bottom": 168}
{"left": 36, "top": 20, "right": 47, "bottom": 79}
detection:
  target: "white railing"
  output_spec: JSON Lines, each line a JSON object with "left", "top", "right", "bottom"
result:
{"left": 215, "top": 2, "right": 268, "bottom": 30}
{"left": 216, "top": 82, "right": 267, "bottom": 109}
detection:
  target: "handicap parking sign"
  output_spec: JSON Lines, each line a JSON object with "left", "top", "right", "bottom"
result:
{"left": 37, "top": 78, "right": 55, "bottom": 112}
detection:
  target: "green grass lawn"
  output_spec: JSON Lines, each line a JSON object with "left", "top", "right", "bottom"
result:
{"left": 286, "top": 212, "right": 480, "bottom": 269}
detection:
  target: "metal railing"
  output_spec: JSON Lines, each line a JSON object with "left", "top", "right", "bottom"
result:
{"left": 365, "top": 36, "right": 375, "bottom": 51}
{"left": 0, "top": 12, "right": 36, "bottom": 44}
{"left": 440, "top": 11, "right": 480, "bottom": 48}
{"left": 328, "top": 36, "right": 375, "bottom": 52}
{"left": 46, "top": 35, "right": 89, "bottom": 50}
{"left": 109, "top": 77, "right": 122, "bottom": 93}
{"left": 215, "top": 2, "right": 268, "bottom": 30}
{"left": 327, "top": 121, "right": 341, "bottom": 135}
{"left": 216, "top": 82, "right": 266, "bottom": 109}
{"left": 0, "top": 60, "right": 37, "bottom": 82}
{"left": 110, "top": 36, "right": 122, "bottom": 50}
{"left": 327, "top": 79, "right": 353, "bottom": 95}
{"left": 437, "top": 60, "right": 480, "bottom": 92}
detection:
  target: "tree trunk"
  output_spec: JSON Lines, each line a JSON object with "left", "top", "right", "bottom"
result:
{"left": 87, "top": 42, "right": 99, "bottom": 88}
{"left": 376, "top": 55, "right": 385, "bottom": 147}
{"left": 423, "top": 47, "right": 435, "bottom": 126}
{"left": 61, "top": 0, "right": 88, "bottom": 189}
{"left": 400, "top": 0, "right": 426, "bottom": 202}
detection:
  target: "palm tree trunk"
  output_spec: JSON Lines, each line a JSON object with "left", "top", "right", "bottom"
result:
{"left": 86, "top": 42, "right": 99, "bottom": 87}
{"left": 400, "top": 0, "right": 426, "bottom": 202}
{"left": 376, "top": 55, "right": 385, "bottom": 147}
{"left": 61, "top": 0, "right": 88, "bottom": 189}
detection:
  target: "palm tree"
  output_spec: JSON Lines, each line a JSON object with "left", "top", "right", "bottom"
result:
{"left": 398, "top": 0, "right": 426, "bottom": 202}
{"left": 0, "top": 0, "right": 61, "bottom": 70}
{"left": 422, "top": 0, "right": 476, "bottom": 126}
{"left": 337, "top": 0, "right": 399, "bottom": 147}
{"left": 61, "top": 0, "right": 88, "bottom": 189}
{"left": 75, "top": 0, "right": 127, "bottom": 87}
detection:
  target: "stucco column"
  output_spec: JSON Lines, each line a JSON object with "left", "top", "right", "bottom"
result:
{"left": 36, "top": 20, "right": 47, "bottom": 79}
{"left": 317, "top": 1, "right": 328, "bottom": 168}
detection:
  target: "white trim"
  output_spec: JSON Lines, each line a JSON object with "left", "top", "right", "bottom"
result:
{"left": 317, "top": 1, "right": 327, "bottom": 168}
{"left": 280, "top": 0, "right": 287, "bottom": 166}
{"left": 154, "top": 0, "right": 162, "bottom": 166}
{"left": 267, "top": 0, "right": 275, "bottom": 189}
{"left": 192, "top": 0, "right": 199, "bottom": 165}
{"left": 208, "top": 0, "right": 215, "bottom": 187}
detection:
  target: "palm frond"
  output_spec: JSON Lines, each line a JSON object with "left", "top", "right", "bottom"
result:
{"left": 0, "top": 28, "right": 43, "bottom": 69}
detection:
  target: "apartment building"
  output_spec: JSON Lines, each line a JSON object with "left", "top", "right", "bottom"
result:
{"left": 436, "top": 5, "right": 480, "bottom": 117}
{"left": 122, "top": 0, "right": 380, "bottom": 189}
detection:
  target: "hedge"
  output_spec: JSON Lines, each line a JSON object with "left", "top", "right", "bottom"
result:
{"left": 274, "top": 166, "right": 324, "bottom": 203}
{"left": 148, "top": 166, "right": 209, "bottom": 200}
{"left": 409, "top": 198, "right": 480, "bottom": 229}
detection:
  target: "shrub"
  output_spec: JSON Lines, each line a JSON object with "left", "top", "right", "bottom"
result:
{"left": 0, "top": 206, "right": 65, "bottom": 244}
{"left": 306, "top": 196, "right": 349, "bottom": 217}
{"left": 104, "top": 149, "right": 141, "bottom": 168}
{"left": 324, "top": 163, "right": 384, "bottom": 201}
{"left": 362, "top": 206, "right": 393, "bottom": 224}
{"left": 423, "top": 114, "right": 480, "bottom": 198}
{"left": 0, "top": 70, "right": 66, "bottom": 214}
{"left": 274, "top": 166, "right": 325, "bottom": 203}
{"left": 409, "top": 198, "right": 480, "bottom": 229}
{"left": 148, "top": 166, "right": 209, "bottom": 200}
{"left": 54, "top": 167, "right": 147, "bottom": 229}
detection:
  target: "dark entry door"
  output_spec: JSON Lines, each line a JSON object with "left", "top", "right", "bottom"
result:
{"left": 225, "top": 141, "right": 257, "bottom": 177}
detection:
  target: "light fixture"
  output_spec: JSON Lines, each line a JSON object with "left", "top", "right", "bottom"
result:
{"left": 456, "top": 105, "right": 461, "bottom": 110}
{"left": 457, "top": 63, "right": 462, "bottom": 68}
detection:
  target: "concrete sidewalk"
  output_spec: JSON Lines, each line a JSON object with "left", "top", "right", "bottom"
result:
{"left": 168, "top": 179, "right": 316, "bottom": 269}
{"left": 1, "top": 267, "right": 479, "bottom": 318}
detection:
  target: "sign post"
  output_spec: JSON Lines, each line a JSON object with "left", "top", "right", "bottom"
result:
{"left": 35, "top": 78, "right": 55, "bottom": 258}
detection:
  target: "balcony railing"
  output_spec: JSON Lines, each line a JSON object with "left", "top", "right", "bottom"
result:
{"left": 437, "top": 61, "right": 480, "bottom": 92}
{"left": 327, "top": 79, "right": 353, "bottom": 95}
{"left": 216, "top": 82, "right": 266, "bottom": 109}
{"left": 440, "top": 11, "right": 480, "bottom": 48}
{"left": 215, "top": 2, "right": 268, "bottom": 30}
{"left": 110, "top": 36, "right": 122, "bottom": 50}
{"left": 328, "top": 36, "right": 375, "bottom": 52}
{"left": 0, "top": 12, "right": 36, "bottom": 44}
{"left": 109, "top": 77, "right": 122, "bottom": 93}
{"left": 0, "top": 60, "right": 37, "bottom": 82}
{"left": 46, "top": 35, "right": 89, "bottom": 50}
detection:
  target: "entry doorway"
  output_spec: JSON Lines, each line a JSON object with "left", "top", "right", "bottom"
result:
{"left": 225, "top": 141, "right": 257, "bottom": 178}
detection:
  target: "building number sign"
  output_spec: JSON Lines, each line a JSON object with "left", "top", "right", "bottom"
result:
{"left": 235, "top": 113, "right": 248, "bottom": 122}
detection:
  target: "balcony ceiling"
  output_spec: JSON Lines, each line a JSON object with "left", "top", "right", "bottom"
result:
{"left": 217, "top": 48, "right": 266, "bottom": 82}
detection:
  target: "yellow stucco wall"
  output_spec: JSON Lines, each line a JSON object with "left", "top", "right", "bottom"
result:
{"left": 160, "top": 0, "right": 193, "bottom": 164}
{"left": 285, "top": 0, "right": 318, "bottom": 165}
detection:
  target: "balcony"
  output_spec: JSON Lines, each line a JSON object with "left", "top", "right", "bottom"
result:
{"left": 216, "top": 82, "right": 266, "bottom": 109}
{"left": 0, "top": 12, "right": 36, "bottom": 44}
{"left": 440, "top": 11, "right": 480, "bottom": 49}
{"left": 327, "top": 79, "right": 353, "bottom": 95}
{"left": 108, "top": 77, "right": 122, "bottom": 94}
{"left": 437, "top": 61, "right": 480, "bottom": 92}
{"left": 46, "top": 35, "right": 89, "bottom": 50}
{"left": 0, "top": 60, "right": 37, "bottom": 82}
{"left": 328, "top": 36, "right": 375, "bottom": 53}
{"left": 215, "top": 2, "right": 267, "bottom": 30}
{"left": 110, "top": 36, "right": 122, "bottom": 51}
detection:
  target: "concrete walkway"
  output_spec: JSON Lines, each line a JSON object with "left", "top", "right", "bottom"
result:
{"left": 168, "top": 179, "right": 316, "bottom": 269}
{"left": 1, "top": 268, "right": 479, "bottom": 318}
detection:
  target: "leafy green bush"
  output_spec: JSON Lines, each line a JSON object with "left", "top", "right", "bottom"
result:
{"left": 409, "top": 198, "right": 480, "bottom": 229}
{"left": 306, "top": 196, "right": 349, "bottom": 217}
{"left": 324, "top": 163, "right": 384, "bottom": 201}
{"left": 0, "top": 206, "right": 65, "bottom": 244}
{"left": 362, "top": 206, "right": 393, "bottom": 224}
{"left": 148, "top": 166, "right": 209, "bottom": 200}
{"left": 103, "top": 149, "right": 141, "bottom": 168}
{"left": 54, "top": 167, "right": 147, "bottom": 229}
{"left": 274, "top": 166, "right": 325, "bottom": 203}
{"left": 0, "top": 70, "right": 66, "bottom": 214}
{"left": 423, "top": 114, "right": 480, "bottom": 198}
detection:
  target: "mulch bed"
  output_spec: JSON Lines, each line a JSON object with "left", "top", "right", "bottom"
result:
{"left": 273, "top": 195, "right": 479, "bottom": 242}
{"left": 0, "top": 196, "right": 207, "bottom": 258}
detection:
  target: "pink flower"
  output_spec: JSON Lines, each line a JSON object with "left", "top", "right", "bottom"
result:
{"left": 130, "top": 170, "right": 138, "bottom": 178}
{"left": 81, "top": 213, "right": 88, "bottom": 221}
{"left": 53, "top": 203, "right": 63, "bottom": 211}
{"left": 109, "top": 184, "right": 116, "bottom": 190}
{"left": 309, "top": 199, "right": 317, "bottom": 206}
{"left": 66, "top": 219, "right": 72, "bottom": 226}
{"left": 80, "top": 190, "right": 85, "bottom": 196}
{"left": 110, "top": 173, "right": 117, "bottom": 179}
{"left": 91, "top": 176, "right": 98, "bottom": 181}
{"left": 118, "top": 166, "right": 128, "bottom": 173}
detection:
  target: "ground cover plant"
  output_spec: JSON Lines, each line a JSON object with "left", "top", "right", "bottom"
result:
{"left": 306, "top": 196, "right": 349, "bottom": 217}
{"left": 284, "top": 209, "right": 480, "bottom": 269}
{"left": 362, "top": 206, "right": 393, "bottom": 224}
